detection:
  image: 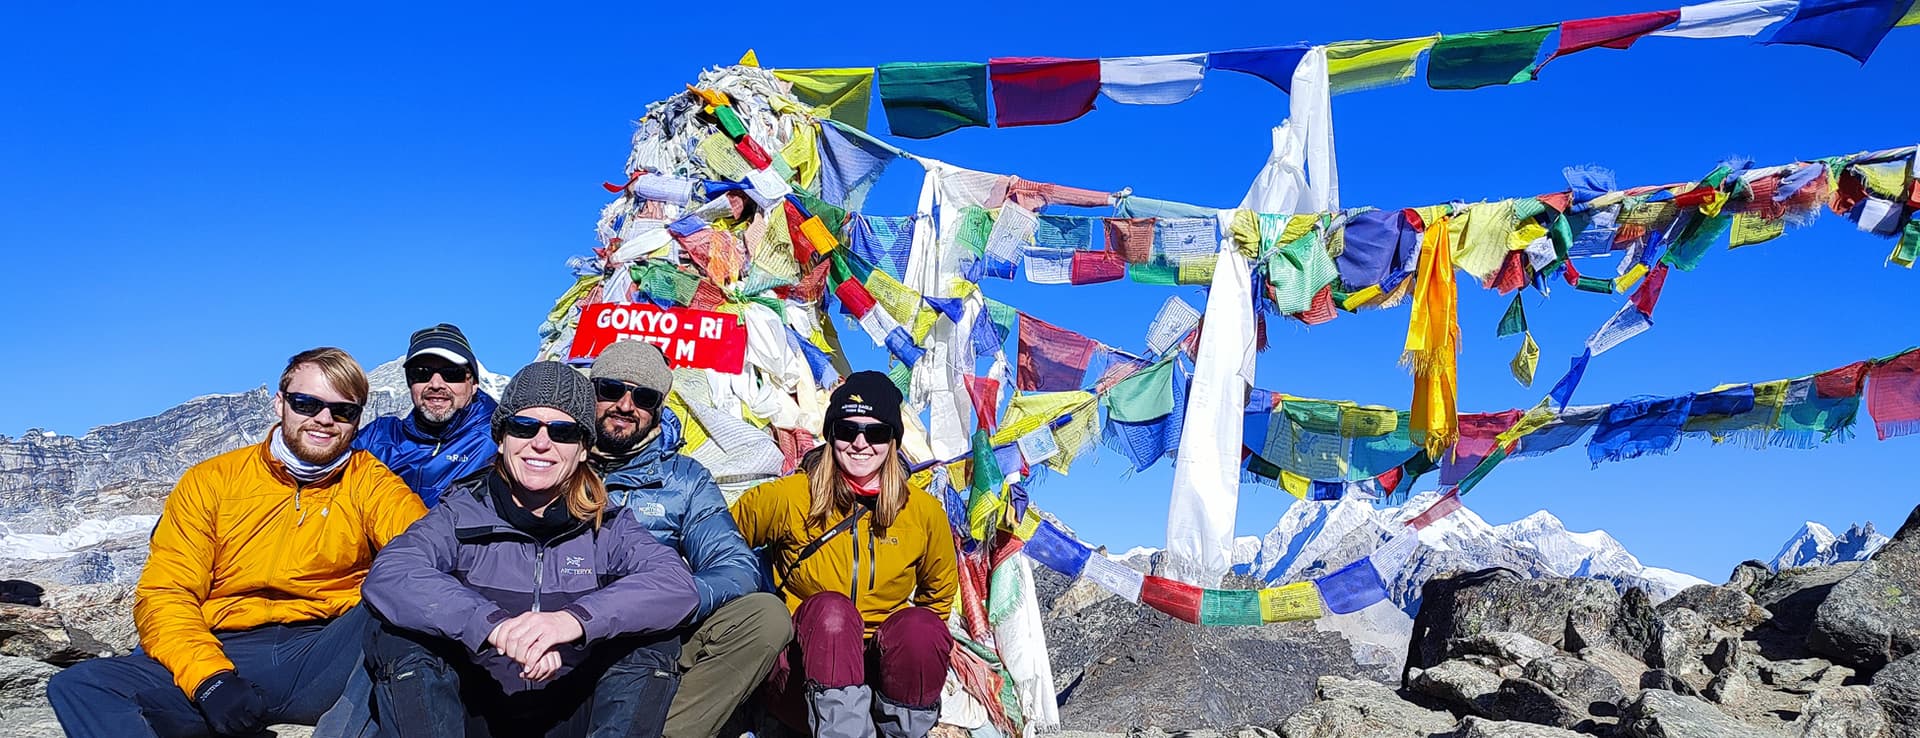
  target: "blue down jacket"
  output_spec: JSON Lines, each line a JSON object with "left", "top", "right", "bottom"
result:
{"left": 354, "top": 392, "right": 499, "bottom": 507}
{"left": 596, "top": 407, "right": 762, "bottom": 623}
{"left": 363, "top": 472, "right": 696, "bottom": 694}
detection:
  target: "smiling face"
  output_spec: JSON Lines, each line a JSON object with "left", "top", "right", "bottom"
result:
{"left": 500, "top": 405, "right": 588, "bottom": 495}
{"left": 276, "top": 363, "right": 359, "bottom": 466}
{"left": 408, "top": 355, "right": 478, "bottom": 425}
{"left": 595, "top": 383, "right": 657, "bottom": 452}
{"left": 831, "top": 414, "right": 889, "bottom": 481}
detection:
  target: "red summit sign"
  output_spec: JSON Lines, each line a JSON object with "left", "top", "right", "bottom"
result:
{"left": 568, "top": 303, "right": 747, "bottom": 374}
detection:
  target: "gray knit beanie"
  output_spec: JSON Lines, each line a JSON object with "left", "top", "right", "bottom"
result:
{"left": 493, "top": 361, "right": 598, "bottom": 446}
{"left": 591, "top": 340, "right": 673, "bottom": 396}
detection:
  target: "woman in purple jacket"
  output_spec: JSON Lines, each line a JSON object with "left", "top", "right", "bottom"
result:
{"left": 362, "top": 361, "right": 697, "bottom": 738}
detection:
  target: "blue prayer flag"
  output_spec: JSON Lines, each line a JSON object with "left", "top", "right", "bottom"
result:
{"left": 1315, "top": 558, "right": 1389, "bottom": 614}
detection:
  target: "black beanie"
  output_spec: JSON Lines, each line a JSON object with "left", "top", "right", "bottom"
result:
{"left": 824, "top": 371, "right": 904, "bottom": 441}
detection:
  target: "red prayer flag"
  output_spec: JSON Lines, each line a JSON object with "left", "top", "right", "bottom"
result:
{"left": 1376, "top": 466, "right": 1406, "bottom": 495}
{"left": 1671, "top": 186, "right": 1717, "bottom": 209}
{"left": 1442, "top": 410, "right": 1524, "bottom": 485}
{"left": 988, "top": 57, "right": 1101, "bottom": 128}
{"left": 1490, "top": 250, "right": 1529, "bottom": 294}
{"left": 1103, "top": 217, "right": 1157, "bottom": 263}
{"left": 834, "top": 279, "right": 877, "bottom": 318}
{"left": 689, "top": 279, "right": 728, "bottom": 311}
{"left": 1536, "top": 192, "right": 1572, "bottom": 213}
{"left": 1868, "top": 350, "right": 1920, "bottom": 440}
{"left": 1139, "top": 575, "right": 1204, "bottom": 624}
{"left": 1069, "top": 249, "right": 1126, "bottom": 284}
{"left": 1016, "top": 312, "right": 1099, "bottom": 391}
{"left": 784, "top": 198, "right": 817, "bottom": 264}
{"left": 1816, "top": 361, "right": 1870, "bottom": 399}
{"left": 1632, "top": 262, "right": 1669, "bottom": 317}
{"left": 1409, "top": 489, "right": 1463, "bottom": 530}
{"left": 1831, "top": 171, "right": 1867, "bottom": 216}
{"left": 1293, "top": 285, "right": 1338, "bottom": 325}
{"left": 795, "top": 259, "right": 832, "bottom": 304}
{"left": 1908, "top": 181, "right": 1920, "bottom": 211}
{"left": 734, "top": 136, "right": 773, "bottom": 171}
{"left": 1550, "top": 10, "right": 1682, "bottom": 63}
{"left": 965, "top": 375, "right": 1001, "bottom": 430}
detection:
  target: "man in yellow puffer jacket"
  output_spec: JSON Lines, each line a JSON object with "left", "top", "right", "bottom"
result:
{"left": 48, "top": 348, "right": 427, "bottom": 738}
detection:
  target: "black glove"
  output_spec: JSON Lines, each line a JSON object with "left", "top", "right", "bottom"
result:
{"left": 192, "top": 670, "right": 269, "bottom": 736}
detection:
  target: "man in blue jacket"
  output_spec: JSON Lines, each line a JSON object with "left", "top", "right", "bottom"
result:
{"left": 354, "top": 323, "right": 498, "bottom": 507}
{"left": 590, "top": 340, "right": 792, "bottom": 738}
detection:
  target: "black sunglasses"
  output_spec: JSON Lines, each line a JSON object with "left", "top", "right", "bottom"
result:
{"left": 831, "top": 419, "right": 896, "bottom": 445}
{"left": 501, "top": 415, "right": 591, "bottom": 445}
{"left": 285, "top": 392, "right": 364, "bottom": 423}
{"left": 593, "top": 378, "right": 664, "bottom": 409}
{"left": 405, "top": 365, "right": 472, "bottom": 384}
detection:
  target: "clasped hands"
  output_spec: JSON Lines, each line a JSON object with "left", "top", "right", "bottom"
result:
{"left": 486, "top": 610, "right": 585, "bottom": 682}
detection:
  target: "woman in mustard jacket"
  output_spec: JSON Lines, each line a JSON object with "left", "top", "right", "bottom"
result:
{"left": 731, "top": 371, "right": 958, "bottom": 738}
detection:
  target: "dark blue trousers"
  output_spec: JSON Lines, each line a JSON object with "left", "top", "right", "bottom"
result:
{"left": 48, "top": 606, "right": 372, "bottom": 738}
{"left": 365, "top": 618, "right": 681, "bottom": 738}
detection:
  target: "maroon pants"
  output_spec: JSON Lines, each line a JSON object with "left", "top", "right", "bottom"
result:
{"left": 764, "top": 592, "right": 953, "bottom": 725}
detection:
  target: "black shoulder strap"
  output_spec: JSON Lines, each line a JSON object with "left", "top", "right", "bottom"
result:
{"left": 779, "top": 507, "right": 867, "bottom": 582}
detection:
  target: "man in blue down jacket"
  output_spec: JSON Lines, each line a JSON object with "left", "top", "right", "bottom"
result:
{"left": 589, "top": 340, "right": 792, "bottom": 738}
{"left": 354, "top": 323, "right": 498, "bottom": 507}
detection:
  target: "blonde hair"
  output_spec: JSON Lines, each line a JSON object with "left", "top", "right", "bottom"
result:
{"left": 803, "top": 445, "right": 910, "bottom": 532}
{"left": 280, "top": 347, "right": 370, "bottom": 404}
{"left": 493, "top": 456, "right": 608, "bottom": 528}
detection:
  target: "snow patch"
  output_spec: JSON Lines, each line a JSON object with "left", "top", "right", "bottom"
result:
{"left": 0, "top": 516, "right": 159, "bottom": 560}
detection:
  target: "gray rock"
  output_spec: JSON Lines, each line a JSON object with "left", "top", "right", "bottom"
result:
{"left": 1752, "top": 564, "right": 1862, "bottom": 662}
{"left": 1450, "top": 716, "right": 1587, "bottom": 737}
{"left": 1044, "top": 569, "right": 1378, "bottom": 731}
{"left": 0, "top": 656, "right": 59, "bottom": 705}
{"left": 1660, "top": 586, "right": 1771, "bottom": 633}
{"left": 0, "top": 706, "right": 63, "bottom": 738}
{"left": 0, "top": 603, "right": 101, "bottom": 666}
{"left": 1788, "top": 686, "right": 1888, "bottom": 738}
{"left": 1486, "top": 679, "right": 1585, "bottom": 729}
{"left": 1642, "top": 670, "right": 1704, "bottom": 699}
{"left": 1709, "top": 637, "right": 1754, "bottom": 675}
{"left": 1278, "top": 677, "right": 1457, "bottom": 738}
{"left": 1408, "top": 576, "right": 1630, "bottom": 674}
{"left": 1622, "top": 689, "right": 1775, "bottom": 738}
{"left": 1809, "top": 504, "right": 1920, "bottom": 674}
{"left": 1607, "top": 587, "right": 1664, "bottom": 665}
{"left": 1760, "top": 659, "right": 1856, "bottom": 695}
{"left": 1873, "top": 653, "right": 1919, "bottom": 738}
{"left": 1449, "top": 633, "right": 1562, "bottom": 668}
{"left": 1654, "top": 608, "right": 1717, "bottom": 691}
{"left": 1524, "top": 655, "right": 1629, "bottom": 717}
{"left": 1704, "top": 668, "right": 1753, "bottom": 707}
{"left": 1728, "top": 561, "right": 1772, "bottom": 595}
{"left": 1412, "top": 660, "right": 1504, "bottom": 716}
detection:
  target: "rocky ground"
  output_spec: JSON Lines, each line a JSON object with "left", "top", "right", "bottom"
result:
{"left": 2, "top": 503, "right": 1911, "bottom": 737}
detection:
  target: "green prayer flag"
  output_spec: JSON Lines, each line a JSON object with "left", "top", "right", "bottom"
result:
{"left": 1662, "top": 213, "right": 1731, "bottom": 272}
{"left": 985, "top": 299, "right": 1018, "bottom": 343}
{"left": 987, "top": 559, "right": 1024, "bottom": 626}
{"left": 876, "top": 62, "right": 990, "bottom": 139}
{"left": 1199, "top": 589, "right": 1265, "bottom": 626}
{"left": 887, "top": 362, "right": 914, "bottom": 398}
{"left": 1426, "top": 25, "right": 1554, "bottom": 90}
{"left": 1103, "top": 359, "right": 1176, "bottom": 422}
{"left": 712, "top": 105, "right": 748, "bottom": 139}
{"left": 1455, "top": 443, "right": 1510, "bottom": 494}
{"left": 966, "top": 429, "right": 1005, "bottom": 541}
{"left": 1891, "top": 219, "right": 1919, "bottom": 268}
{"left": 956, "top": 206, "right": 995, "bottom": 257}
{"left": 1497, "top": 294, "right": 1528, "bottom": 338}
{"left": 1128, "top": 261, "right": 1180, "bottom": 285}
{"left": 1574, "top": 276, "right": 1616, "bottom": 294}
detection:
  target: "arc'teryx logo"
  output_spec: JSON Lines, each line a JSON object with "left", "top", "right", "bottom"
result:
{"left": 561, "top": 556, "right": 593, "bottom": 576}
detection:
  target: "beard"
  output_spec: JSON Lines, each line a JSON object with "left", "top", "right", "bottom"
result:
{"left": 282, "top": 419, "right": 354, "bottom": 465}
{"left": 414, "top": 389, "right": 463, "bottom": 426}
{"left": 595, "top": 409, "right": 650, "bottom": 454}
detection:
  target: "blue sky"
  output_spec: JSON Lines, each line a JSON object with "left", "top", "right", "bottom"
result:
{"left": 3, "top": 2, "right": 1915, "bottom": 580}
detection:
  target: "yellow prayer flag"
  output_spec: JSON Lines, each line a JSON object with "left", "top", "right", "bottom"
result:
{"left": 1278, "top": 469, "right": 1310, "bottom": 499}
{"left": 1342, "top": 285, "right": 1385, "bottom": 311}
{"left": 1229, "top": 209, "right": 1261, "bottom": 257}
{"left": 1615, "top": 263, "right": 1649, "bottom": 292}
{"left": 771, "top": 68, "right": 875, "bottom": 130}
{"left": 1901, "top": 2, "right": 1920, "bottom": 25}
{"left": 1047, "top": 402, "right": 1101, "bottom": 473}
{"left": 1176, "top": 254, "right": 1217, "bottom": 285}
{"left": 1496, "top": 400, "right": 1556, "bottom": 446}
{"left": 1450, "top": 201, "right": 1515, "bottom": 283}
{"left": 1013, "top": 508, "right": 1043, "bottom": 540}
{"left": 1259, "top": 582, "right": 1324, "bottom": 623}
{"left": 800, "top": 216, "right": 839, "bottom": 254}
{"left": 911, "top": 307, "right": 938, "bottom": 344}
{"left": 1279, "top": 213, "right": 1321, "bottom": 246}
{"left": 664, "top": 392, "right": 710, "bottom": 451}
{"left": 780, "top": 122, "right": 820, "bottom": 191}
{"left": 968, "top": 493, "right": 1004, "bottom": 543}
{"left": 864, "top": 270, "right": 921, "bottom": 325}
{"left": 1729, "top": 213, "right": 1785, "bottom": 248}
{"left": 992, "top": 392, "right": 1096, "bottom": 446}
{"left": 1700, "top": 190, "right": 1730, "bottom": 217}
{"left": 1325, "top": 35, "right": 1440, "bottom": 94}
{"left": 1508, "top": 220, "right": 1548, "bottom": 250}
{"left": 738, "top": 49, "right": 761, "bottom": 67}
{"left": 1338, "top": 403, "right": 1400, "bottom": 437}
{"left": 1510, "top": 332, "right": 1539, "bottom": 388}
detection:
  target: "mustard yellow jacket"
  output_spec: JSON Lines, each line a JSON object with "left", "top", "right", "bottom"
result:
{"left": 134, "top": 436, "right": 427, "bottom": 694}
{"left": 731, "top": 473, "right": 957, "bottom": 634}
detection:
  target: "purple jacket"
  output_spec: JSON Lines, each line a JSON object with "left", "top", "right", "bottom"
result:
{"left": 364, "top": 473, "right": 696, "bottom": 693}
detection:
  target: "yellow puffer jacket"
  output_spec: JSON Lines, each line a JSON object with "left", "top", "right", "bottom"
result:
{"left": 731, "top": 472, "right": 957, "bottom": 635}
{"left": 134, "top": 436, "right": 427, "bottom": 695}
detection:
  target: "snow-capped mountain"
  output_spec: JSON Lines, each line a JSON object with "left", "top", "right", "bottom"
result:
{"left": 1768, "top": 521, "right": 1888, "bottom": 570}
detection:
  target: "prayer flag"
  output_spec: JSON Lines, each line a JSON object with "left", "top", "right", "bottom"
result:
{"left": 818, "top": 122, "right": 898, "bottom": 212}
{"left": 1632, "top": 263, "right": 1670, "bottom": 317}
{"left": 1590, "top": 394, "right": 1696, "bottom": 465}
{"left": 1103, "top": 358, "right": 1177, "bottom": 422}
{"left": 1104, "top": 361, "right": 1187, "bottom": 471}
{"left": 967, "top": 429, "right": 1005, "bottom": 541}
{"left": 1259, "top": 582, "right": 1324, "bottom": 623}
{"left": 1082, "top": 554, "right": 1145, "bottom": 602}
{"left": 1408, "top": 489, "right": 1463, "bottom": 529}
{"left": 1024, "top": 247, "right": 1075, "bottom": 285}
{"left": 1325, "top": 36, "right": 1440, "bottom": 94}
{"left": 834, "top": 279, "right": 876, "bottom": 318}
{"left": 1653, "top": 0, "right": 1797, "bottom": 37}
{"left": 1199, "top": 588, "right": 1265, "bottom": 626}
{"left": 1104, "top": 217, "right": 1158, "bottom": 264}
{"left": 1550, "top": 349, "right": 1593, "bottom": 410}
{"left": 876, "top": 62, "right": 990, "bottom": 139}
{"left": 1070, "top": 249, "right": 1127, "bottom": 285}
{"left": 1210, "top": 45, "right": 1311, "bottom": 93}
{"left": 1442, "top": 410, "right": 1524, "bottom": 485}
{"left": 1497, "top": 294, "right": 1529, "bottom": 337}
{"left": 1514, "top": 405, "right": 1606, "bottom": 457}
{"left": 1338, "top": 209, "right": 1418, "bottom": 289}
{"left": 1370, "top": 529, "right": 1420, "bottom": 578}
{"left": 1098, "top": 53, "right": 1207, "bottom": 105}
{"left": 772, "top": 68, "right": 874, "bottom": 130}
{"left": 1587, "top": 303, "right": 1653, "bottom": 356}
{"left": 1426, "top": 25, "right": 1554, "bottom": 90}
{"left": 1867, "top": 350, "right": 1920, "bottom": 439}
{"left": 1405, "top": 213, "right": 1460, "bottom": 458}
{"left": 1017, "top": 313, "right": 1099, "bottom": 391}
{"left": 1550, "top": 10, "right": 1683, "bottom": 63}
{"left": 1035, "top": 215, "right": 1095, "bottom": 251}
{"left": 989, "top": 57, "right": 1101, "bottom": 127}
{"left": 1314, "top": 559, "right": 1390, "bottom": 614}
{"left": 1512, "top": 333, "right": 1540, "bottom": 387}
{"left": 1023, "top": 521, "right": 1093, "bottom": 578}
{"left": 966, "top": 375, "right": 1001, "bottom": 430}
{"left": 1764, "top": 0, "right": 1913, "bottom": 61}
{"left": 1141, "top": 575, "right": 1205, "bottom": 623}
